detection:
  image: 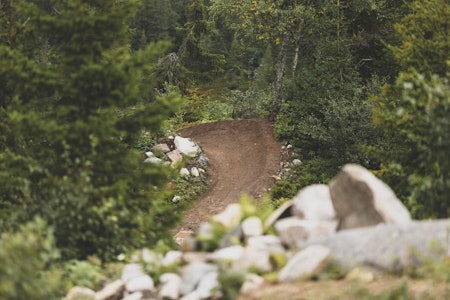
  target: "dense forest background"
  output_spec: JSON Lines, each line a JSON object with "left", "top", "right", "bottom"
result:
{"left": 0, "top": 0, "right": 449, "bottom": 297}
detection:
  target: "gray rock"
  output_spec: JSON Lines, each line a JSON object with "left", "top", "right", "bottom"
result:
{"left": 233, "top": 235, "right": 285, "bottom": 273}
{"left": 196, "top": 270, "right": 219, "bottom": 299}
{"left": 242, "top": 216, "right": 263, "bottom": 238}
{"left": 292, "top": 159, "right": 302, "bottom": 165}
{"left": 212, "top": 203, "right": 242, "bottom": 229}
{"left": 180, "top": 168, "right": 190, "bottom": 177}
{"left": 190, "top": 167, "right": 200, "bottom": 177}
{"left": 145, "top": 151, "right": 154, "bottom": 157}
{"left": 167, "top": 149, "right": 183, "bottom": 164}
{"left": 219, "top": 225, "right": 243, "bottom": 249}
{"left": 159, "top": 273, "right": 182, "bottom": 300}
{"left": 180, "top": 262, "right": 217, "bottom": 296}
{"left": 264, "top": 200, "right": 293, "bottom": 230}
{"left": 121, "top": 292, "right": 143, "bottom": 300}
{"left": 172, "top": 195, "right": 181, "bottom": 203}
{"left": 213, "top": 245, "right": 245, "bottom": 262}
{"left": 125, "top": 274, "right": 154, "bottom": 293}
{"left": 143, "top": 156, "right": 163, "bottom": 165}
{"left": 180, "top": 290, "right": 201, "bottom": 300}
{"left": 152, "top": 143, "right": 171, "bottom": 153}
{"left": 95, "top": 279, "right": 125, "bottom": 300}
{"left": 174, "top": 136, "right": 200, "bottom": 157}
{"left": 329, "top": 164, "right": 411, "bottom": 230}
{"left": 121, "top": 264, "right": 146, "bottom": 283}
{"left": 240, "top": 273, "right": 264, "bottom": 294}
{"left": 66, "top": 286, "right": 96, "bottom": 300}
{"left": 275, "top": 217, "right": 337, "bottom": 249}
{"left": 163, "top": 250, "right": 183, "bottom": 266}
{"left": 292, "top": 184, "right": 336, "bottom": 221}
{"left": 305, "top": 219, "right": 450, "bottom": 272}
{"left": 278, "top": 245, "right": 331, "bottom": 282}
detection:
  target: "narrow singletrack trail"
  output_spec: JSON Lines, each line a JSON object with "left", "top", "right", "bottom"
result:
{"left": 176, "top": 119, "right": 281, "bottom": 232}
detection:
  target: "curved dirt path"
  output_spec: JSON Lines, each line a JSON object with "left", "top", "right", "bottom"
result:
{"left": 176, "top": 119, "right": 281, "bottom": 232}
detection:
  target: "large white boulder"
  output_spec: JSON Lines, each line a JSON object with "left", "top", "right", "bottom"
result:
{"left": 329, "top": 164, "right": 411, "bottom": 230}
{"left": 292, "top": 184, "right": 336, "bottom": 221}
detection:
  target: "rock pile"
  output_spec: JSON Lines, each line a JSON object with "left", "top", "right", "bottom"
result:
{"left": 66, "top": 164, "right": 450, "bottom": 300}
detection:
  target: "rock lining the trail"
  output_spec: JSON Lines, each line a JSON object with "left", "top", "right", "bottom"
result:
{"left": 67, "top": 164, "right": 450, "bottom": 300}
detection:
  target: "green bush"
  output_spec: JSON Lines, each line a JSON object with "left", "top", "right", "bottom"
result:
{"left": 0, "top": 218, "right": 63, "bottom": 300}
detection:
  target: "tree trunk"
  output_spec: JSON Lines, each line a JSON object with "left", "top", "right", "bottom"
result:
{"left": 292, "top": 19, "right": 305, "bottom": 78}
{"left": 270, "top": 34, "right": 289, "bottom": 122}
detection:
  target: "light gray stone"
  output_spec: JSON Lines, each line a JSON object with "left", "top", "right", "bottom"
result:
{"left": 233, "top": 244, "right": 273, "bottom": 273}
{"left": 66, "top": 286, "right": 95, "bottom": 300}
{"left": 196, "top": 270, "right": 219, "bottom": 299}
{"left": 159, "top": 273, "right": 182, "bottom": 300}
{"left": 278, "top": 245, "right": 331, "bottom": 282}
{"left": 180, "top": 262, "right": 217, "bottom": 296}
{"left": 143, "top": 156, "right": 163, "bottom": 165}
{"left": 95, "top": 279, "right": 125, "bottom": 300}
{"left": 329, "top": 164, "right": 411, "bottom": 230}
{"left": 122, "top": 292, "right": 143, "bottom": 300}
{"left": 219, "top": 225, "right": 243, "bottom": 249}
{"left": 212, "top": 203, "right": 242, "bottom": 228}
{"left": 121, "top": 264, "right": 145, "bottom": 283}
{"left": 213, "top": 245, "right": 244, "bottom": 262}
{"left": 292, "top": 184, "right": 336, "bottom": 221}
{"left": 240, "top": 273, "right": 264, "bottom": 294}
{"left": 180, "top": 168, "right": 190, "bottom": 177}
{"left": 152, "top": 143, "right": 171, "bottom": 153}
{"left": 174, "top": 136, "right": 200, "bottom": 157}
{"left": 292, "top": 159, "right": 302, "bottom": 165}
{"left": 180, "top": 290, "right": 201, "bottom": 300}
{"left": 242, "top": 216, "right": 263, "bottom": 238}
{"left": 167, "top": 149, "right": 183, "bottom": 164}
{"left": 264, "top": 200, "right": 293, "bottom": 230}
{"left": 163, "top": 250, "right": 183, "bottom": 266}
{"left": 275, "top": 217, "right": 337, "bottom": 249}
{"left": 125, "top": 274, "right": 154, "bottom": 293}
{"left": 172, "top": 195, "right": 181, "bottom": 203}
{"left": 233, "top": 236, "right": 284, "bottom": 273}
{"left": 145, "top": 151, "right": 154, "bottom": 157}
{"left": 190, "top": 167, "right": 200, "bottom": 177}
{"left": 305, "top": 219, "right": 450, "bottom": 272}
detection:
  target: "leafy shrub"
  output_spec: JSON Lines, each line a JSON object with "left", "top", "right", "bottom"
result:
{"left": 0, "top": 218, "right": 62, "bottom": 300}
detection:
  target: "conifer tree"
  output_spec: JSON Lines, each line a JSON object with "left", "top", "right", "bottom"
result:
{"left": 0, "top": 0, "right": 180, "bottom": 260}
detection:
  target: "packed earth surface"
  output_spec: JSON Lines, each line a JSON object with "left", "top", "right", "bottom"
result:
{"left": 176, "top": 118, "right": 281, "bottom": 232}
{"left": 173, "top": 119, "right": 448, "bottom": 299}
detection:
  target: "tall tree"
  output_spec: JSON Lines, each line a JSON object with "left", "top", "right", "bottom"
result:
{"left": 372, "top": 0, "right": 450, "bottom": 218}
{"left": 0, "top": 0, "right": 180, "bottom": 260}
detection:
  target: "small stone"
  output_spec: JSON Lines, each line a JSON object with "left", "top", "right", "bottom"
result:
{"left": 66, "top": 286, "right": 95, "bottom": 300}
{"left": 144, "top": 156, "right": 163, "bottom": 164}
{"left": 196, "top": 271, "right": 219, "bottom": 299}
{"left": 240, "top": 273, "right": 264, "bottom": 294}
{"left": 122, "top": 292, "right": 143, "bottom": 300}
{"left": 167, "top": 149, "right": 183, "bottom": 164}
{"left": 174, "top": 136, "right": 200, "bottom": 157}
{"left": 292, "top": 159, "right": 302, "bottom": 165}
{"left": 190, "top": 167, "right": 200, "bottom": 177}
{"left": 163, "top": 250, "right": 183, "bottom": 266}
{"left": 159, "top": 273, "right": 182, "bottom": 300}
{"left": 213, "top": 245, "right": 244, "bottom": 262}
{"left": 278, "top": 245, "right": 331, "bottom": 282}
{"left": 152, "top": 143, "right": 171, "bottom": 153}
{"left": 264, "top": 200, "right": 293, "bottom": 230}
{"left": 145, "top": 151, "right": 154, "bottom": 157}
{"left": 180, "top": 168, "right": 190, "bottom": 177}
{"left": 212, "top": 203, "right": 242, "bottom": 229}
{"left": 242, "top": 216, "right": 263, "bottom": 238}
{"left": 95, "top": 279, "right": 125, "bottom": 300}
{"left": 180, "top": 262, "right": 217, "bottom": 296}
{"left": 126, "top": 274, "right": 154, "bottom": 293}
{"left": 345, "top": 267, "right": 376, "bottom": 283}
{"left": 172, "top": 195, "right": 181, "bottom": 203}
{"left": 121, "top": 264, "right": 145, "bottom": 282}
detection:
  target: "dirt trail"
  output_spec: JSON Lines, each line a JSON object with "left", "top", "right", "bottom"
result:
{"left": 176, "top": 119, "right": 281, "bottom": 232}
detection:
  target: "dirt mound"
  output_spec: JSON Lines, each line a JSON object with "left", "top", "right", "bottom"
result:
{"left": 176, "top": 119, "right": 281, "bottom": 231}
